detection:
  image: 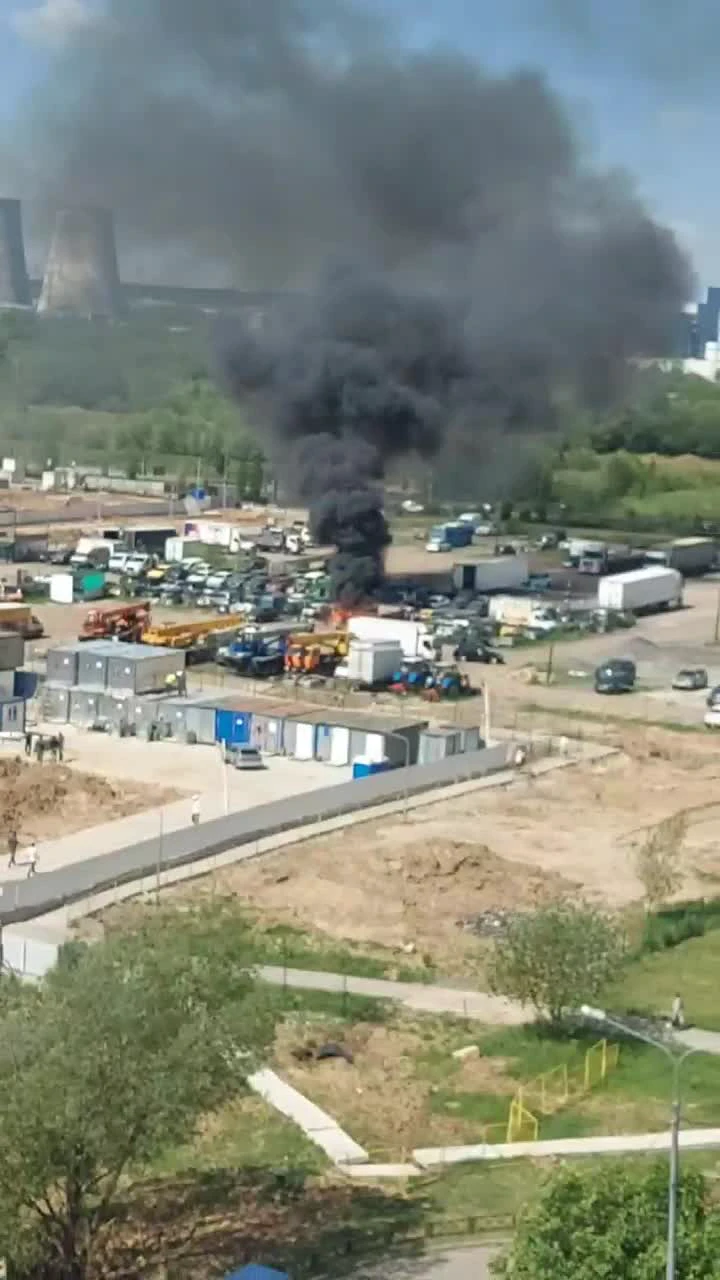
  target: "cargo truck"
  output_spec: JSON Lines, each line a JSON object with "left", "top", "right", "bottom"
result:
{"left": 425, "top": 522, "right": 474, "bottom": 552}
{"left": 597, "top": 566, "right": 683, "bottom": 614}
{"left": 453, "top": 556, "right": 529, "bottom": 594}
{"left": 347, "top": 614, "right": 435, "bottom": 660}
{"left": 645, "top": 537, "right": 717, "bottom": 576}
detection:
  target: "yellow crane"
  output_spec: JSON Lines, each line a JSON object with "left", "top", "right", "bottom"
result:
{"left": 141, "top": 616, "right": 240, "bottom": 649}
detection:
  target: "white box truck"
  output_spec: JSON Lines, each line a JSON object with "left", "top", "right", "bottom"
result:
{"left": 597, "top": 566, "right": 683, "bottom": 614}
{"left": 348, "top": 615, "right": 435, "bottom": 660}
{"left": 453, "top": 556, "right": 529, "bottom": 594}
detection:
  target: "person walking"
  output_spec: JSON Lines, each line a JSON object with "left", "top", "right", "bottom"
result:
{"left": 191, "top": 795, "right": 201, "bottom": 826}
{"left": 35, "top": 737, "right": 44, "bottom": 764}
{"left": 7, "top": 830, "right": 18, "bottom": 868}
{"left": 57, "top": 731, "right": 64, "bottom": 763}
{"left": 26, "top": 842, "right": 37, "bottom": 878}
{"left": 24, "top": 730, "right": 32, "bottom": 757}
{"left": 671, "top": 993, "right": 685, "bottom": 1029}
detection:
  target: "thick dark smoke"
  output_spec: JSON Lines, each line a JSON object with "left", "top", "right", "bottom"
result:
{"left": 13, "top": 1, "right": 693, "bottom": 600}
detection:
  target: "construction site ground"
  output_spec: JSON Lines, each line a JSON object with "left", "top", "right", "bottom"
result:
{"left": 0, "top": 752, "right": 178, "bottom": 847}
{"left": 116, "top": 721, "right": 720, "bottom": 976}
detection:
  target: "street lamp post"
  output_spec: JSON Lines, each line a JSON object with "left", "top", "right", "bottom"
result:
{"left": 581, "top": 1004, "right": 705, "bottom": 1280}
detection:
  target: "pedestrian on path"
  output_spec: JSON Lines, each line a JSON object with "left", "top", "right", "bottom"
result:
{"left": 191, "top": 795, "right": 200, "bottom": 826}
{"left": 7, "top": 830, "right": 17, "bottom": 868}
{"left": 35, "top": 737, "right": 44, "bottom": 764}
{"left": 57, "top": 731, "right": 64, "bottom": 763}
{"left": 24, "top": 730, "right": 32, "bottom": 757}
{"left": 671, "top": 993, "right": 685, "bottom": 1029}
{"left": 25, "top": 842, "right": 37, "bottom": 878}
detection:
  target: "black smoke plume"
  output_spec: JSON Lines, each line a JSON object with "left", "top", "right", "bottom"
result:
{"left": 12, "top": 1, "right": 693, "bottom": 599}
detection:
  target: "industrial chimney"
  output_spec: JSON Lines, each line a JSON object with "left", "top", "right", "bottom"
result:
{"left": 38, "top": 207, "right": 124, "bottom": 317}
{"left": 0, "top": 199, "right": 32, "bottom": 308}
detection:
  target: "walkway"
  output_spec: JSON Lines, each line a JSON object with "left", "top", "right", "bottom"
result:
{"left": 257, "top": 965, "right": 525, "bottom": 1025}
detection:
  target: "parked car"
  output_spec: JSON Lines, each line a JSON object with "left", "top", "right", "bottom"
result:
{"left": 704, "top": 707, "right": 720, "bottom": 730}
{"left": 706, "top": 685, "right": 720, "bottom": 708}
{"left": 226, "top": 745, "right": 266, "bottom": 770}
{"left": 672, "top": 668, "right": 708, "bottom": 691}
{"left": 594, "top": 658, "right": 636, "bottom": 694}
{"left": 453, "top": 642, "right": 505, "bottom": 664}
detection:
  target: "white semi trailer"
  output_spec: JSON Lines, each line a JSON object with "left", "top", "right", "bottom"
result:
{"left": 597, "top": 566, "right": 683, "bottom": 614}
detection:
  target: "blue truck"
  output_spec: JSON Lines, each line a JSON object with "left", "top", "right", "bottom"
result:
{"left": 425, "top": 521, "right": 474, "bottom": 552}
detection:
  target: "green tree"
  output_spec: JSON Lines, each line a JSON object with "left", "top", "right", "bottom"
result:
{"left": 493, "top": 1162, "right": 720, "bottom": 1278}
{"left": 0, "top": 908, "right": 273, "bottom": 1279}
{"left": 635, "top": 812, "right": 687, "bottom": 910}
{"left": 487, "top": 899, "right": 628, "bottom": 1028}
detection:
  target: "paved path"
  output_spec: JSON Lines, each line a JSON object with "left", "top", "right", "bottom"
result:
{"left": 257, "top": 965, "right": 525, "bottom": 1024}
{"left": 675, "top": 1027, "right": 720, "bottom": 1055}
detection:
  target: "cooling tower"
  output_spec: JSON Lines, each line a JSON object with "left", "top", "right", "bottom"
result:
{"left": 0, "top": 199, "right": 31, "bottom": 308}
{"left": 38, "top": 207, "right": 124, "bottom": 317}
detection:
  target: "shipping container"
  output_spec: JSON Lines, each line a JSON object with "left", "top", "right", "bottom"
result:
{"left": 418, "top": 727, "right": 463, "bottom": 764}
{"left": 41, "top": 684, "right": 70, "bottom": 722}
{"left": 0, "top": 695, "right": 25, "bottom": 734}
{"left": 13, "top": 670, "right": 38, "bottom": 700}
{"left": 0, "top": 630, "right": 24, "bottom": 671}
{"left": 97, "top": 692, "right": 134, "bottom": 732}
{"left": 452, "top": 557, "right": 529, "bottom": 594}
{"left": 0, "top": 670, "right": 15, "bottom": 698}
{"left": 105, "top": 644, "right": 185, "bottom": 695}
{"left": 461, "top": 725, "right": 482, "bottom": 753}
{"left": 215, "top": 707, "right": 252, "bottom": 747}
{"left": 284, "top": 708, "right": 425, "bottom": 766}
{"left": 69, "top": 688, "right": 103, "bottom": 727}
{"left": 156, "top": 696, "right": 217, "bottom": 744}
{"left": 77, "top": 641, "right": 117, "bottom": 689}
{"left": 251, "top": 710, "right": 286, "bottom": 754}
{"left": 342, "top": 639, "right": 404, "bottom": 686}
{"left": 45, "top": 645, "right": 79, "bottom": 687}
{"left": 132, "top": 694, "right": 169, "bottom": 739}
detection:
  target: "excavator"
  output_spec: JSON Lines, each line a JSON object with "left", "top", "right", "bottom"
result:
{"left": 79, "top": 602, "right": 152, "bottom": 642}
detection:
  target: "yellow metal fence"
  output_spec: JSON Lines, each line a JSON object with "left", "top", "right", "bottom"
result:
{"left": 509, "top": 1038, "right": 619, "bottom": 1141}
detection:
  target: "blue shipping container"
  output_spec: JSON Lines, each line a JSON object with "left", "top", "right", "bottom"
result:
{"left": 215, "top": 708, "right": 251, "bottom": 746}
{"left": 13, "top": 670, "right": 38, "bottom": 699}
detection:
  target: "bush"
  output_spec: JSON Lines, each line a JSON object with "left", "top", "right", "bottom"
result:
{"left": 641, "top": 898, "right": 720, "bottom": 953}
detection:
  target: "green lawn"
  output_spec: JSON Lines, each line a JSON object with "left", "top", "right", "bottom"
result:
{"left": 610, "top": 928, "right": 720, "bottom": 1031}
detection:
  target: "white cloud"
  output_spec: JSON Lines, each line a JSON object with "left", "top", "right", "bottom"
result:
{"left": 10, "top": 0, "right": 99, "bottom": 48}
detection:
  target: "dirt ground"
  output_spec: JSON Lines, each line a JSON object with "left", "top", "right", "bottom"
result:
{"left": 272, "top": 1013, "right": 514, "bottom": 1151}
{"left": 155, "top": 726, "right": 720, "bottom": 972}
{"left": 0, "top": 755, "right": 178, "bottom": 844}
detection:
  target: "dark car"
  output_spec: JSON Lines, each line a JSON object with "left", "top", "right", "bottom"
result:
{"left": 594, "top": 658, "right": 636, "bottom": 694}
{"left": 672, "top": 667, "right": 708, "bottom": 691}
{"left": 706, "top": 684, "right": 720, "bottom": 708}
{"left": 453, "top": 642, "right": 505, "bottom": 664}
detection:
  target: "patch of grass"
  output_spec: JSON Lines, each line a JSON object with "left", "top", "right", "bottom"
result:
{"left": 153, "top": 1094, "right": 325, "bottom": 1178}
{"left": 422, "top": 1152, "right": 720, "bottom": 1226}
{"left": 609, "top": 927, "right": 720, "bottom": 1031}
{"left": 250, "top": 920, "right": 434, "bottom": 983}
{"left": 270, "top": 987, "right": 390, "bottom": 1023}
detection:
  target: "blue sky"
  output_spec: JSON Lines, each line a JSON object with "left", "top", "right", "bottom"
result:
{"left": 1, "top": 0, "right": 716, "bottom": 289}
